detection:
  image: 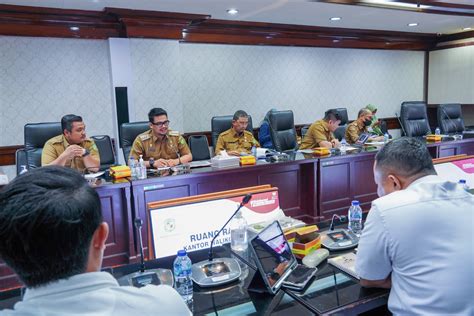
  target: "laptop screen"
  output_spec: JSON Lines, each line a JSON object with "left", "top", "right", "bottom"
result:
{"left": 250, "top": 221, "right": 296, "bottom": 292}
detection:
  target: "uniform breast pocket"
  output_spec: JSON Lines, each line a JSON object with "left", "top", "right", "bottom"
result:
{"left": 226, "top": 141, "right": 239, "bottom": 151}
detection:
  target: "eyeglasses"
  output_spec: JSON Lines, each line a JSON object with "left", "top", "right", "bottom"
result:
{"left": 151, "top": 120, "right": 170, "bottom": 127}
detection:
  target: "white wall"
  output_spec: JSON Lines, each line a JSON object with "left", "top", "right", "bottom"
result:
{"left": 428, "top": 45, "right": 474, "bottom": 104}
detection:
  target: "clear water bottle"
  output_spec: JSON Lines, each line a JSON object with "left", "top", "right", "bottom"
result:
{"left": 348, "top": 200, "right": 363, "bottom": 236}
{"left": 138, "top": 155, "right": 147, "bottom": 180}
{"left": 128, "top": 157, "right": 137, "bottom": 179}
{"left": 230, "top": 210, "right": 248, "bottom": 252}
{"left": 251, "top": 146, "right": 257, "bottom": 157}
{"left": 435, "top": 127, "right": 441, "bottom": 135}
{"left": 173, "top": 249, "right": 193, "bottom": 305}
{"left": 459, "top": 179, "right": 469, "bottom": 191}
{"left": 383, "top": 133, "right": 389, "bottom": 144}
{"left": 19, "top": 165, "right": 28, "bottom": 175}
{"left": 340, "top": 139, "right": 347, "bottom": 154}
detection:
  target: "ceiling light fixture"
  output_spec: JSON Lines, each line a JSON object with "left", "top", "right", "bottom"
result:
{"left": 226, "top": 9, "right": 239, "bottom": 15}
{"left": 330, "top": 17, "right": 342, "bottom": 21}
{"left": 70, "top": 26, "right": 80, "bottom": 31}
{"left": 407, "top": 23, "right": 418, "bottom": 27}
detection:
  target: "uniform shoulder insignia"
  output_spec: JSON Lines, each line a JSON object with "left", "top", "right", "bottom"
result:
{"left": 168, "top": 130, "right": 180, "bottom": 137}
{"left": 221, "top": 129, "right": 231, "bottom": 135}
{"left": 50, "top": 135, "right": 64, "bottom": 144}
{"left": 139, "top": 133, "right": 151, "bottom": 141}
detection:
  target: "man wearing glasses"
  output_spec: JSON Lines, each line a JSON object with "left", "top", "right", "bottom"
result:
{"left": 129, "top": 108, "right": 192, "bottom": 168}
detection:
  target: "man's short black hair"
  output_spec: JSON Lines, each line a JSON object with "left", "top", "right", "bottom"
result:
{"left": 375, "top": 137, "right": 436, "bottom": 178}
{"left": 0, "top": 166, "right": 102, "bottom": 288}
{"left": 233, "top": 110, "right": 248, "bottom": 121}
{"left": 61, "top": 114, "right": 83, "bottom": 133}
{"left": 148, "top": 108, "right": 168, "bottom": 123}
{"left": 323, "top": 109, "right": 341, "bottom": 122}
{"left": 357, "top": 108, "right": 371, "bottom": 118}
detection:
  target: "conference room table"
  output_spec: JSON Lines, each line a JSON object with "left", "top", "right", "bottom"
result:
{"left": 1, "top": 137, "right": 473, "bottom": 293}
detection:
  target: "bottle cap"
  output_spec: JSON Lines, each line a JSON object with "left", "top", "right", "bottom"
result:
{"left": 177, "top": 249, "right": 187, "bottom": 256}
{"left": 351, "top": 200, "right": 360, "bottom": 206}
{"left": 459, "top": 179, "right": 466, "bottom": 184}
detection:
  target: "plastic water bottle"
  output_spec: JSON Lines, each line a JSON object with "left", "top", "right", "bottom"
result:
{"left": 19, "top": 165, "right": 28, "bottom": 175}
{"left": 230, "top": 210, "right": 248, "bottom": 252}
{"left": 128, "top": 157, "right": 137, "bottom": 179}
{"left": 459, "top": 179, "right": 469, "bottom": 191}
{"left": 251, "top": 146, "right": 257, "bottom": 157}
{"left": 348, "top": 200, "right": 363, "bottom": 236}
{"left": 340, "top": 139, "right": 347, "bottom": 154}
{"left": 173, "top": 249, "right": 193, "bottom": 305}
{"left": 435, "top": 127, "right": 441, "bottom": 135}
{"left": 383, "top": 133, "right": 389, "bottom": 144}
{"left": 138, "top": 155, "right": 147, "bottom": 180}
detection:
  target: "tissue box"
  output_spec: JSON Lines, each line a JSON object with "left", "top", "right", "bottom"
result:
{"left": 426, "top": 134, "right": 442, "bottom": 142}
{"left": 109, "top": 165, "right": 131, "bottom": 179}
{"left": 240, "top": 155, "right": 256, "bottom": 165}
{"left": 313, "top": 147, "right": 330, "bottom": 156}
{"left": 285, "top": 225, "right": 321, "bottom": 259}
{"left": 211, "top": 155, "right": 240, "bottom": 168}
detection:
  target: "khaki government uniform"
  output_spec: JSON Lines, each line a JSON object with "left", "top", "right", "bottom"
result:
{"left": 345, "top": 120, "right": 368, "bottom": 144}
{"left": 215, "top": 129, "right": 260, "bottom": 155}
{"left": 41, "top": 135, "right": 100, "bottom": 172}
{"left": 129, "top": 129, "right": 191, "bottom": 161}
{"left": 300, "top": 120, "right": 335, "bottom": 149}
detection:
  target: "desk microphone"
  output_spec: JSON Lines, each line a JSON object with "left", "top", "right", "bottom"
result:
{"left": 440, "top": 106, "right": 460, "bottom": 135}
{"left": 395, "top": 112, "right": 408, "bottom": 137}
{"left": 191, "top": 194, "right": 252, "bottom": 287}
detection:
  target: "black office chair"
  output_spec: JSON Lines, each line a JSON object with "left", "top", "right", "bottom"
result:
{"left": 120, "top": 121, "right": 150, "bottom": 161}
{"left": 400, "top": 101, "right": 431, "bottom": 137}
{"left": 211, "top": 115, "right": 253, "bottom": 148}
{"left": 437, "top": 103, "right": 465, "bottom": 134}
{"left": 15, "top": 149, "right": 28, "bottom": 175}
{"left": 301, "top": 126, "right": 310, "bottom": 138}
{"left": 268, "top": 110, "right": 298, "bottom": 152}
{"left": 23, "top": 122, "right": 62, "bottom": 170}
{"left": 91, "top": 135, "right": 117, "bottom": 170}
{"left": 188, "top": 135, "right": 211, "bottom": 161}
{"left": 330, "top": 108, "right": 349, "bottom": 141}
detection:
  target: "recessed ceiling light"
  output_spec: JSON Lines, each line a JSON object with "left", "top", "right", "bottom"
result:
{"left": 463, "top": 27, "right": 472, "bottom": 31}
{"left": 330, "top": 17, "right": 342, "bottom": 21}
{"left": 70, "top": 26, "right": 80, "bottom": 31}
{"left": 408, "top": 23, "right": 418, "bottom": 27}
{"left": 226, "top": 9, "right": 239, "bottom": 15}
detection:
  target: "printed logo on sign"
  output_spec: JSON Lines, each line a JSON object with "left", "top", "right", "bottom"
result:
{"left": 164, "top": 218, "right": 176, "bottom": 232}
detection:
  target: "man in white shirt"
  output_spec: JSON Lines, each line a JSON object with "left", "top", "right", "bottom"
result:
{"left": 356, "top": 137, "right": 473, "bottom": 315}
{"left": 0, "top": 166, "right": 191, "bottom": 316}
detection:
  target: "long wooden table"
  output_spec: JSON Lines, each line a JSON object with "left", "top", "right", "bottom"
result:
{"left": 1, "top": 137, "right": 474, "bottom": 291}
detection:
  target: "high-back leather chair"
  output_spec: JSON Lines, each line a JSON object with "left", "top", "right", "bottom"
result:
{"left": 437, "top": 103, "right": 465, "bottom": 134}
{"left": 211, "top": 115, "right": 253, "bottom": 148}
{"left": 330, "top": 108, "right": 349, "bottom": 141}
{"left": 188, "top": 135, "right": 211, "bottom": 161}
{"left": 24, "top": 122, "right": 62, "bottom": 169}
{"left": 15, "top": 149, "right": 28, "bottom": 175}
{"left": 268, "top": 110, "right": 298, "bottom": 152}
{"left": 301, "top": 126, "right": 310, "bottom": 138}
{"left": 120, "top": 121, "right": 150, "bottom": 161}
{"left": 400, "top": 101, "right": 431, "bottom": 137}
{"left": 91, "top": 135, "right": 117, "bottom": 170}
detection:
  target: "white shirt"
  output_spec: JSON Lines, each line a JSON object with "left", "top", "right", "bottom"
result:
{"left": 356, "top": 175, "right": 474, "bottom": 315}
{"left": 0, "top": 272, "right": 191, "bottom": 316}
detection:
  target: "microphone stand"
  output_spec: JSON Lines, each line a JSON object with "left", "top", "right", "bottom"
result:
{"left": 440, "top": 106, "right": 460, "bottom": 136}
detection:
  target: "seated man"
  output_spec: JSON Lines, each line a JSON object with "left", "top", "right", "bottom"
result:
{"left": 344, "top": 108, "right": 384, "bottom": 144}
{"left": 215, "top": 110, "right": 260, "bottom": 156}
{"left": 130, "top": 108, "right": 192, "bottom": 168}
{"left": 300, "top": 110, "right": 341, "bottom": 149}
{"left": 356, "top": 138, "right": 473, "bottom": 315}
{"left": 0, "top": 166, "right": 191, "bottom": 315}
{"left": 41, "top": 114, "right": 100, "bottom": 172}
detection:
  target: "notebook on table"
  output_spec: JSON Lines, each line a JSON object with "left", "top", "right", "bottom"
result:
{"left": 327, "top": 252, "right": 359, "bottom": 279}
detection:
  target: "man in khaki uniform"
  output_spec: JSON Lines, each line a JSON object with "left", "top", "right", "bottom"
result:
{"left": 300, "top": 110, "right": 341, "bottom": 149}
{"left": 345, "top": 108, "right": 384, "bottom": 144}
{"left": 215, "top": 110, "right": 260, "bottom": 156}
{"left": 42, "top": 114, "right": 100, "bottom": 173}
{"left": 129, "top": 108, "right": 192, "bottom": 168}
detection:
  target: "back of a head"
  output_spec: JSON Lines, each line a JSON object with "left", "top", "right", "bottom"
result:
{"left": 233, "top": 110, "right": 248, "bottom": 121}
{"left": 148, "top": 107, "right": 168, "bottom": 123}
{"left": 375, "top": 137, "right": 436, "bottom": 178}
{"left": 0, "top": 166, "right": 102, "bottom": 288}
{"left": 323, "top": 109, "right": 341, "bottom": 122}
{"left": 61, "top": 114, "right": 83, "bottom": 133}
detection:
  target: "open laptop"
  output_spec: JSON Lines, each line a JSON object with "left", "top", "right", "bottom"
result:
{"left": 249, "top": 221, "right": 317, "bottom": 294}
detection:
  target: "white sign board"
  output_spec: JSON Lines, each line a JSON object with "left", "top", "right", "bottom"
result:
{"left": 434, "top": 158, "right": 474, "bottom": 188}
{"left": 149, "top": 190, "right": 284, "bottom": 259}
